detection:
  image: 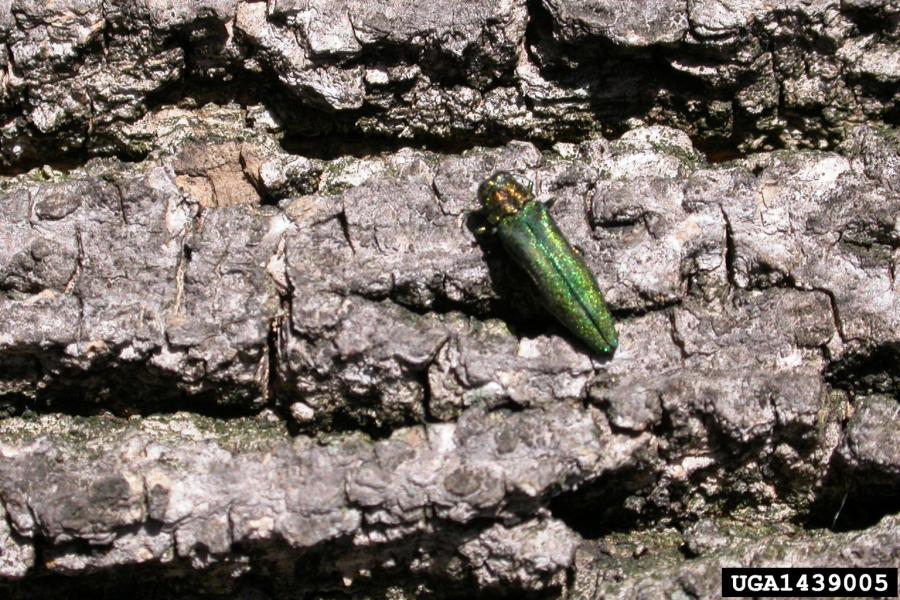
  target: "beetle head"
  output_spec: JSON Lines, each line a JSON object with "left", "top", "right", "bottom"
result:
{"left": 478, "top": 171, "right": 534, "bottom": 224}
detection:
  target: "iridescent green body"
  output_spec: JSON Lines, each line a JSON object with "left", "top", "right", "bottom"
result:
{"left": 478, "top": 172, "right": 618, "bottom": 354}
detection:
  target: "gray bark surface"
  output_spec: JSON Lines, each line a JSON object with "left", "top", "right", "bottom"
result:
{"left": 0, "top": 1, "right": 898, "bottom": 598}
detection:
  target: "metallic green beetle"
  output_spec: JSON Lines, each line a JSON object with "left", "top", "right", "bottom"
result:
{"left": 477, "top": 171, "right": 618, "bottom": 354}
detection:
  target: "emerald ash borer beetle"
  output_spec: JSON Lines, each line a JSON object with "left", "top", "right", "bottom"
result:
{"left": 477, "top": 171, "right": 618, "bottom": 355}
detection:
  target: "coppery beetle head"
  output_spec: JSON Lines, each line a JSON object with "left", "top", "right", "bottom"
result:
{"left": 478, "top": 171, "right": 534, "bottom": 225}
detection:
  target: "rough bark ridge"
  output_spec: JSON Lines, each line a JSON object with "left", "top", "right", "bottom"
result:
{"left": 0, "top": 1, "right": 898, "bottom": 599}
